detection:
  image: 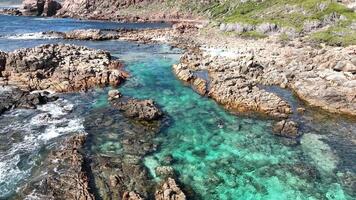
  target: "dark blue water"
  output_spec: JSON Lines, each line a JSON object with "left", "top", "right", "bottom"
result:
{"left": 0, "top": 14, "right": 355, "bottom": 200}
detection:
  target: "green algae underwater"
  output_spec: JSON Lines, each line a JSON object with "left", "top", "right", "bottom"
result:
{"left": 91, "top": 44, "right": 355, "bottom": 200}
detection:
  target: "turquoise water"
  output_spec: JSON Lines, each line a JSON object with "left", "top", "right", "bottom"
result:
{"left": 115, "top": 51, "right": 354, "bottom": 200}
{"left": 0, "top": 15, "right": 355, "bottom": 199}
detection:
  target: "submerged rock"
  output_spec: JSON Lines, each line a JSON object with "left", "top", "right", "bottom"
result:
{"left": 273, "top": 120, "right": 300, "bottom": 139}
{"left": 155, "top": 166, "right": 175, "bottom": 178}
{"left": 2, "top": 44, "right": 128, "bottom": 92}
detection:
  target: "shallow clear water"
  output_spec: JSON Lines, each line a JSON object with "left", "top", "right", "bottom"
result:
{"left": 0, "top": 15, "right": 355, "bottom": 200}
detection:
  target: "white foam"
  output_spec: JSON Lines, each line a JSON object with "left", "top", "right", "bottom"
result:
{"left": 4, "top": 32, "right": 61, "bottom": 40}
{"left": 0, "top": 98, "right": 85, "bottom": 196}
{"left": 39, "top": 118, "right": 84, "bottom": 141}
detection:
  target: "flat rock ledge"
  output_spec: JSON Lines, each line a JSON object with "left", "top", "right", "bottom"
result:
{"left": 0, "top": 44, "right": 128, "bottom": 93}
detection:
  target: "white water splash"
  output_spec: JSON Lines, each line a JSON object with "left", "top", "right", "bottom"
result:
{"left": 3, "top": 32, "right": 61, "bottom": 40}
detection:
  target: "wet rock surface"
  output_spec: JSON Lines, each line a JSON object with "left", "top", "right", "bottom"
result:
{"left": 82, "top": 103, "right": 182, "bottom": 199}
{"left": 1, "top": 44, "right": 128, "bottom": 92}
{"left": 0, "top": 86, "right": 57, "bottom": 115}
{"left": 19, "top": 134, "right": 95, "bottom": 200}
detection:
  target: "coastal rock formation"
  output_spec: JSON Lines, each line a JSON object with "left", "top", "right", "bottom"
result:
{"left": 63, "top": 29, "right": 121, "bottom": 40}
{"left": 21, "top": 0, "right": 62, "bottom": 16}
{"left": 20, "top": 134, "right": 95, "bottom": 200}
{"left": 56, "top": 0, "right": 206, "bottom": 22}
{"left": 176, "top": 31, "right": 356, "bottom": 117}
{"left": 155, "top": 178, "right": 186, "bottom": 200}
{"left": 0, "top": 86, "right": 57, "bottom": 115}
{"left": 1, "top": 44, "right": 128, "bottom": 92}
{"left": 174, "top": 48, "right": 292, "bottom": 119}
{"left": 111, "top": 97, "right": 163, "bottom": 121}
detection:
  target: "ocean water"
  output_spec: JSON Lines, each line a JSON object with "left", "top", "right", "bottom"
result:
{"left": 0, "top": 14, "right": 355, "bottom": 200}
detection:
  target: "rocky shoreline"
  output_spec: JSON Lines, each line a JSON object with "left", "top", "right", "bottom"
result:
{"left": 0, "top": 1, "right": 355, "bottom": 199}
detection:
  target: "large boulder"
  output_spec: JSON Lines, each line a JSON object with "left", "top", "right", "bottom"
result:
{"left": 111, "top": 98, "right": 163, "bottom": 121}
{"left": 2, "top": 44, "right": 128, "bottom": 92}
{"left": 21, "top": 0, "right": 61, "bottom": 16}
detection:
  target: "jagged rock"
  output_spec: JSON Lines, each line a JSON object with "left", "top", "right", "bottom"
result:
{"left": 0, "top": 86, "right": 57, "bottom": 115}
{"left": 256, "top": 23, "right": 279, "bottom": 34}
{"left": 303, "top": 20, "right": 322, "bottom": 32}
{"left": 19, "top": 134, "right": 95, "bottom": 200}
{"left": 273, "top": 120, "right": 300, "bottom": 139}
{"left": 111, "top": 98, "right": 163, "bottom": 121}
{"left": 64, "top": 29, "right": 121, "bottom": 40}
{"left": 21, "top": 0, "right": 62, "bottom": 16}
{"left": 192, "top": 77, "right": 208, "bottom": 95}
{"left": 108, "top": 89, "right": 122, "bottom": 100}
{"left": 173, "top": 49, "right": 292, "bottom": 118}
{"left": 155, "top": 178, "right": 186, "bottom": 200}
{"left": 2, "top": 44, "right": 128, "bottom": 92}
{"left": 123, "top": 191, "right": 144, "bottom": 200}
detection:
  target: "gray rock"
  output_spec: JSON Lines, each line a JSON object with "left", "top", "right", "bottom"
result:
{"left": 303, "top": 20, "right": 322, "bottom": 32}
{"left": 219, "top": 23, "right": 227, "bottom": 32}
{"left": 108, "top": 89, "right": 122, "bottom": 100}
{"left": 256, "top": 23, "right": 279, "bottom": 34}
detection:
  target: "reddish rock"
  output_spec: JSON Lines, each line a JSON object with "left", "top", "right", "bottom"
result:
{"left": 2, "top": 44, "right": 128, "bottom": 93}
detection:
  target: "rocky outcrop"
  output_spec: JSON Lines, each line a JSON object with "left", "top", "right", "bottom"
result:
{"left": 56, "top": 0, "right": 206, "bottom": 22}
{"left": 21, "top": 0, "right": 62, "bottom": 16}
{"left": 178, "top": 30, "right": 356, "bottom": 117}
{"left": 155, "top": 178, "right": 186, "bottom": 200}
{"left": 1, "top": 44, "right": 128, "bottom": 93}
{"left": 20, "top": 134, "right": 95, "bottom": 199}
{"left": 0, "top": 86, "right": 57, "bottom": 115}
{"left": 174, "top": 48, "right": 292, "bottom": 119}
{"left": 63, "top": 29, "right": 122, "bottom": 40}
{"left": 111, "top": 97, "right": 163, "bottom": 121}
